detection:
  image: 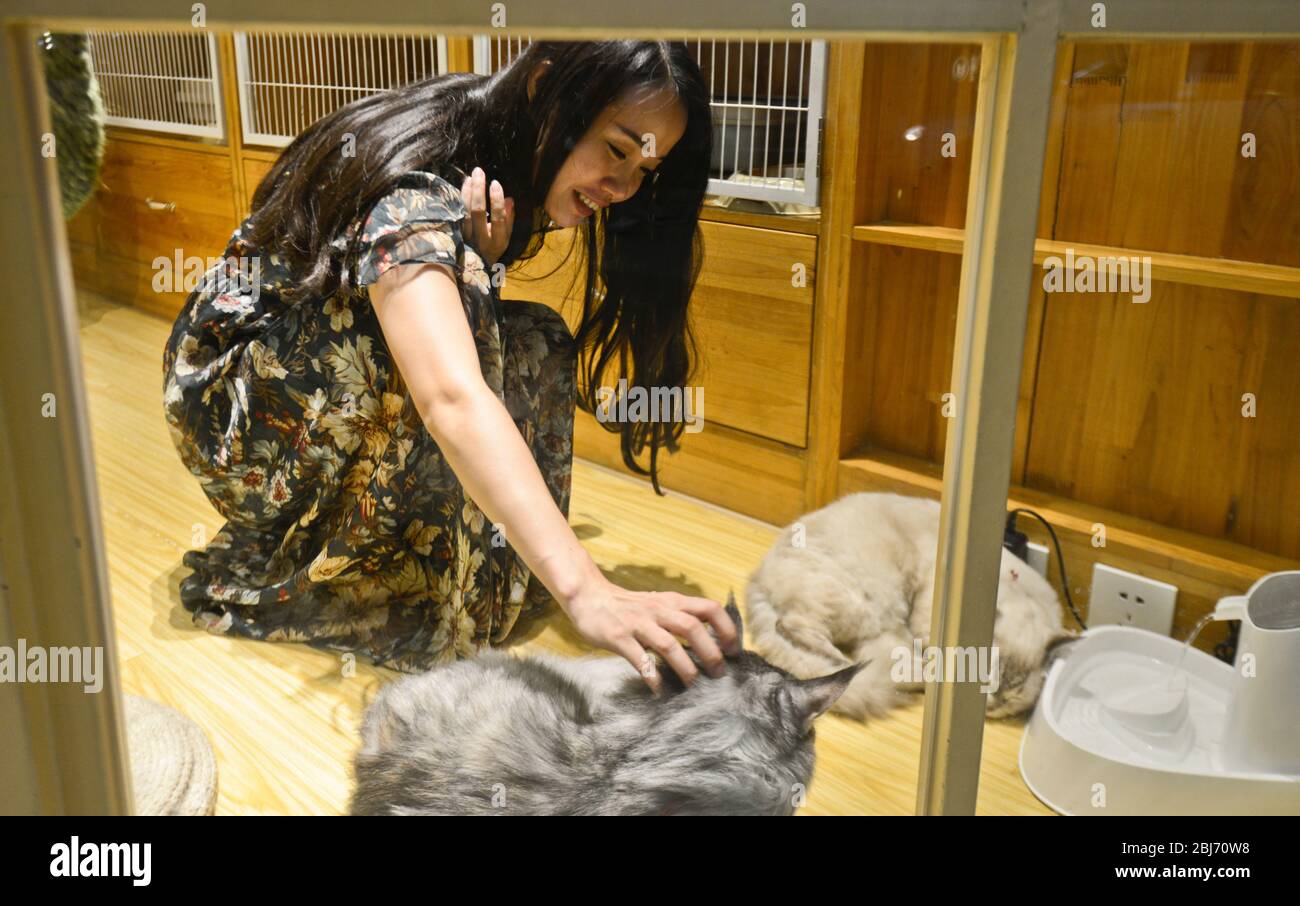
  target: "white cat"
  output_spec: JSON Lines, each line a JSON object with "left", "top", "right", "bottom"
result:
{"left": 745, "top": 492, "right": 1077, "bottom": 720}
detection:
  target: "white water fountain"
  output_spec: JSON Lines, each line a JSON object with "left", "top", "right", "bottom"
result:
{"left": 1020, "top": 571, "right": 1300, "bottom": 815}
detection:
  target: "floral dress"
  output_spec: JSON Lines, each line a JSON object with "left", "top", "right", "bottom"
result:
{"left": 162, "top": 171, "right": 578, "bottom": 673}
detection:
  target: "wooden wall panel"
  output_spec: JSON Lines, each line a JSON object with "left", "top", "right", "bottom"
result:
{"left": 840, "top": 448, "right": 1300, "bottom": 652}
{"left": 83, "top": 251, "right": 193, "bottom": 321}
{"left": 1224, "top": 42, "right": 1300, "bottom": 266}
{"left": 96, "top": 138, "right": 237, "bottom": 270}
{"left": 574, "top": 409, "right": 807, "bottom": 527}
{"left": 1100, "top": 44, "right": 1245, "bottom": 256}
{"left": 1050, "top": 41, "right": 1300, "bottom": 265}
{"left": 65, "top": 194, "right": 98, "bottom": 245}
{"left": 838, "top": 242, "right": 876, "bottom": 459}
{"left": 241, "top": 155, "right": 276, "bottom": 215}
{"left": 503, "top": 220, "right": 815, "bottom": 448}
{"left": 1025, "top": 282, "right": 1300, "bottom": 560}
{"left": 855, "top": 43, "right": 981, "bottom": 229}
{"left": 850, "top": 243, "right": 1042, "bottom": 479}
{"left": 855, "top": 243, "right": 959, "bottom": 463}
{"left": 844, "top": 42, "right": 1049, "bottom": 479}
{"left": 848, "top": 38, "right": 1300, "bottom": 566}
{"left": 1026, "top": 40, "right": 1300, "bottom": 560}
{"left": 1048, "top": 44, "right": 1128, "bottom": 244}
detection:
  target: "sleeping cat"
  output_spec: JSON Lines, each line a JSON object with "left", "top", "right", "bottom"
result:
{"left": 350, "top": 593, "right": 862, "bottom": 815}
{"left": 746, "top": 493, "right": 1077, "bottom": 721}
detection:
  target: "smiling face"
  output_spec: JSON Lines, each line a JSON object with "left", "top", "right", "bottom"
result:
{"left": 540, "top": 80, "right": 688, "bottom": 228}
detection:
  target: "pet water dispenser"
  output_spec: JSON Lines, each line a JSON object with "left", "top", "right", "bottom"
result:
{"left": 1020, "top": 571, "right": 1300, "bottom": 815}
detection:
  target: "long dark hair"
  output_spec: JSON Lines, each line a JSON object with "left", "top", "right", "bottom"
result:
{"left": 241, "top": 40, "right": 713, "bottom": 494}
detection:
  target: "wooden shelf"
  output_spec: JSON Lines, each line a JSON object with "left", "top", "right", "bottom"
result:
{"left": 837, "top": 447, "right": 1300, "bottom": 643}
{"left": 104, "top": 126, "right": 229, "bottom": 155}
{"left": 700, "top": 205, "right": 820, "bottom": 236}
{"left": 852, "top": 222, "right": 965, "bottom": 254}
{"left": 851, "top": 222, "right": 1300, "bottom": 299}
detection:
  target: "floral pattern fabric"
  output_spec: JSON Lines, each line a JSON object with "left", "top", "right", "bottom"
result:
{"left": 162, "top": 171, "right": 577, "bottom": 672}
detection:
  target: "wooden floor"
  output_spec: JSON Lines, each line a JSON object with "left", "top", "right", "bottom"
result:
{"left": 77, "top": 290, "right": 1052, "bottom": 815}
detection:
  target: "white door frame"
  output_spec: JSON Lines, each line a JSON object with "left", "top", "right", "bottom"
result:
{"left": 3, "top": 0, "right": 1297, "bottom": 816}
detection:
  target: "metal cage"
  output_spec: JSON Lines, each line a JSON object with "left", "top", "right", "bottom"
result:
{"left": 694, "top": 39, "right": 826, "bottom": 207}
{"left": 473, "top": 34, "right": 531, "bottom": 74}
{"left": 84, "top": 30, "right": 223, "bottom": 140}
{"left": 90, "top": 30, "right": 827, "bottom": 206}
{"left": 233, "top": 31, "right": 449, "bottom": 147}
{"left": 473, "top": 35, "right": 826, "bottom": 207}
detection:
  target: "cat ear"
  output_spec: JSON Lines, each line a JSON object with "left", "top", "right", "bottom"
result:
{"left": 723, "top": 589, "right": 745, "bottom": 652}
{"left": 789, "top": 661, "right": 868, "bottom": 732}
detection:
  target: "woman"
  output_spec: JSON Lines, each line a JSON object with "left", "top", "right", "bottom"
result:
{"left": 162, "top": 40, "right": 738, "bottom": 692}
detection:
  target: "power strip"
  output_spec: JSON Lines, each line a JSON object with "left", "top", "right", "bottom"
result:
{"left": 1025, "top": 542, "right": 1049, "bottom": 578}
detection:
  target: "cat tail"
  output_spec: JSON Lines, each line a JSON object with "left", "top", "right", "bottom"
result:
{"left": 746, "top": 580, "right": 919, "bottom": 721}
{"left": 744, "top": 579, "right": 847, "bottom": 672}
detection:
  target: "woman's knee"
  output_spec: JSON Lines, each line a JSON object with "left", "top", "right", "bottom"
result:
{"left": 502, "top": 298, "right": 573, "bottom": 344}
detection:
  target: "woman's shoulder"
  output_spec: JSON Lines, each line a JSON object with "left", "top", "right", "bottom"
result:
{"left": 348, "top": 169, "right": 476, "bottom": 289}
{"left": 365, "top": 170, "right": 469, "bottom": 228}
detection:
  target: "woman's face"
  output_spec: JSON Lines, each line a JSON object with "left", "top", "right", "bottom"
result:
{"left": 541, "top": 83, "right": 688, "bottom": 228}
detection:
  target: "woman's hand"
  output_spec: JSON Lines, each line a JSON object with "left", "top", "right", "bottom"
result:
{"left": 459, "top": 166, "right": 514, "bottom": 268}
{"left": 562, "top": 576, "right": 742, "bottom": 696}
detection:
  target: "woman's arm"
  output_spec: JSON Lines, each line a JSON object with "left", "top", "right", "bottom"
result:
{"left": 368, "top": 261, "right": 739, "bottom": 692}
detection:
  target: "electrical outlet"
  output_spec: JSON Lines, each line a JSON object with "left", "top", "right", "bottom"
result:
{"left": 1088, "top": 564, "right": 1178, "bottom": 635}
{"left": 1025, "top": 542, "right": 1049, "bottom": 578}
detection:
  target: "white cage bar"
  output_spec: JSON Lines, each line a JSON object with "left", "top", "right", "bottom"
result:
{"left": 84, "top": 29, "right": 223, "bottom": 139}
{"left": 474, "top": 35, "right": 826, "bottom": 207}
{"left": 76, "top": 28, "right": 829, "bottom": 202}
{"left": 4, "top": 0, "right": 1300, "bottom": 819}
{"left": 473, "top": 33, "right": 531, "bottom": 74}
{"left": 693, "top": 39, "right": 825, "bottom": 206}
{"left": 234, "top": 31, "right": 447, "bottom": 147}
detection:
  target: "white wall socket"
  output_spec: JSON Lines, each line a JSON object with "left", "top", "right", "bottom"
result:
{"left": 1088, "top": 563, "right": 1178, "bottom": 635}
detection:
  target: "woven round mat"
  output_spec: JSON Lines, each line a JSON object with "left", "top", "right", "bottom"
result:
{"left": 123, "top": 694, "right": 218, "bottom": 816}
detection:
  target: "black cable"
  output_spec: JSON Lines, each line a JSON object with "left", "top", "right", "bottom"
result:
{"left": 1213, "top": 620, "right": 1239, "bottom": 665}
{"left": 1006, "top": 508, "right": 1088, "bottom": 631}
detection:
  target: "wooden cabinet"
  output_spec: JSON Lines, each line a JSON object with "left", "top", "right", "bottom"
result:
{"left": 690, "top": 222, "right": 815, "bottom": 447}
{"left": 820, "top": 40, "right": 1300, "bottom": 650}
{"left": 502, "top": 215, "right": 818, "bottom": 523}
{"left": 72, "top": 137, "right": 241, "bottom": 320}
{"left": 96, "top": 140, "right": 237, "bottom": 263}
{"left": 506, "top": 220, "right": 815, "bottom": 446}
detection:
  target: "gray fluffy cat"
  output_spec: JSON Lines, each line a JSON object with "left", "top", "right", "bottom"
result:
{"left": 746, "top": 493, "right": 1077, "bottom": 721}
{"left": 350, "top": 594, "right": 862, "bottom": 815}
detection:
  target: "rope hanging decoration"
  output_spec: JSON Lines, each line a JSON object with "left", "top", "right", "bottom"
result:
{"left": 38, "top": 31, "right": 106, "bottom": 221}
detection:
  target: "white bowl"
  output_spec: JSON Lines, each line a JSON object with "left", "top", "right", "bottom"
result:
{"left": 1019, "top": 625, "right": 1300, "bottom": 815}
